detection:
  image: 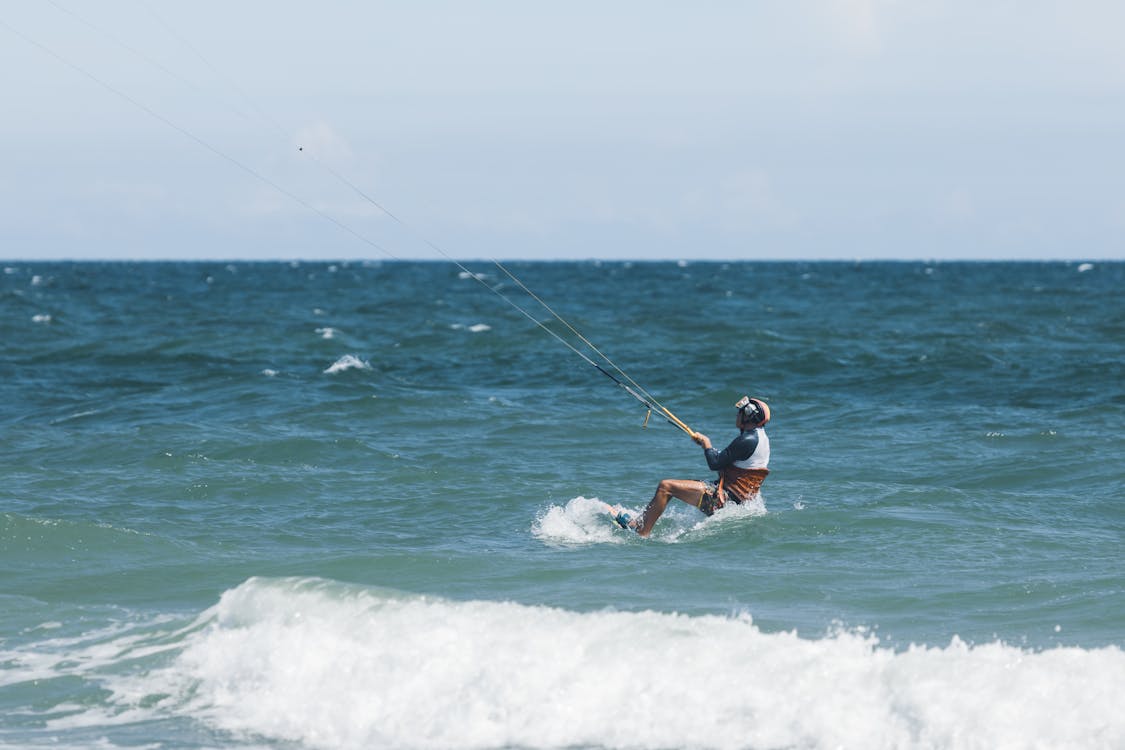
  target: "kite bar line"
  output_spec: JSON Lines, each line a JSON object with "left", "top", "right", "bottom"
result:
{"left": 1, "top": 12, "right": 695, "bottom": 437}
{"left": 488, "top": 262, "right": 693, "bottom": 435}
{"left": 302, "top": 166, "right": 696, "bottom": 435}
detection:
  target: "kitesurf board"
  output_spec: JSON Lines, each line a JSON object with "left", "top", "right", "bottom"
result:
{"left": 601, "top": 502, "right": 636, "bottom": 530}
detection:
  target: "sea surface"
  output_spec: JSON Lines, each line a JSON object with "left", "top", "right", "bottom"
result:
{"left": 1, "top": 260, "right": 1123, "bottom": 749}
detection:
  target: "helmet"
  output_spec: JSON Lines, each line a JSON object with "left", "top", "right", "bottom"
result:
{"left": 735, "top": 395, "right": 770, "bottom": 427}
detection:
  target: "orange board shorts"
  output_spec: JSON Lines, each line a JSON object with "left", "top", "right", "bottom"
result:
{"left": 697, "top": 470, "right": 768, "bottom": 516}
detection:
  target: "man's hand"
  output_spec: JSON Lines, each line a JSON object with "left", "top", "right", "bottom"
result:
{"left": 691, "top": 431, "right": 712, "bottom": 449}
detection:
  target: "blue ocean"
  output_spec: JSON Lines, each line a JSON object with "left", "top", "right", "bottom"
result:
{"left": 1, "top": 260, "right": 1122, "bottom": 749}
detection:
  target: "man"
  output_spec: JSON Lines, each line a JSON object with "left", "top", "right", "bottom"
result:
{"left": 620, "top": 396, "right": 771, "bottom": 537}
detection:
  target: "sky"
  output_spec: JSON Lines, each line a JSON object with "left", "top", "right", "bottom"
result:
{"left": 2, "top": 1, "right": 1124, "bottom": 261}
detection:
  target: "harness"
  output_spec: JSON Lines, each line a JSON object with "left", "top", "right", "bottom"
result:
{"left": 716, "top": 466, "right": 770, "bottom": 504}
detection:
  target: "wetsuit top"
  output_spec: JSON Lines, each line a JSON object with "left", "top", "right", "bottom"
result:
{"left": 703, "top": 428, "right": 770, "bottom": 500}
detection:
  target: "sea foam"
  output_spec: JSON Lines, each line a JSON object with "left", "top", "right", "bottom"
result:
{"left": 66, "top": 577, "right": 1123, "bottom": 750}
{"left": 533, "top": 495, "right": 767, "bottom": 545}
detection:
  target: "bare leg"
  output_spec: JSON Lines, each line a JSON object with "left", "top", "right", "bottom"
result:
{"left": 635, "top": 479, "right": 707, "bottom": 537}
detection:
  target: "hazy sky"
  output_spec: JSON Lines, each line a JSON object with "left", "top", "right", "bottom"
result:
{"left": 3, "top": 1, "right": 1124, "bottom": 261}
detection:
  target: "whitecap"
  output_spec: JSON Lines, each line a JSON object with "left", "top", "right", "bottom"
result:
{"left": 261, "top": 369, "right": 279, "bottom": 377}
{"left": 32, "top": 314, "right": 52, "bottom": 324}
{"left": 315, "top": 327, "right": 338, "bottom": 339}
{"left": 50, "top": 409, "right": 100, "bottom": 425}
{"left": 451, "top": 322, "right": 491, "bottom": 333}
{"left": 323, "top": 355, "right": 371, "bottom": 374}
{"left": 30, "top": 621, "right": 63, "bottom": 631}
{"left": 1077, "top": 263, "right": 1094, "bottom": 273}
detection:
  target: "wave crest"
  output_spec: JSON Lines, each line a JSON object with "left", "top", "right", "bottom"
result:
{"left": 46, "top": 577, "right": 1119, "bottom": 750}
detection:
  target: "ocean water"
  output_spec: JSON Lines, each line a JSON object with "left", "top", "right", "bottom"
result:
{"left": 1, "top": 260, "right": 1123, "bottom": 750}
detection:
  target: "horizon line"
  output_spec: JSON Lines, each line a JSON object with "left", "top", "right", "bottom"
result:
{"left": 2, "top": 256, "right": 1118, "bottom": 265}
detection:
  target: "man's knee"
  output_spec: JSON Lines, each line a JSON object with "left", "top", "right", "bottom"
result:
{"left": 657, "top": 479, "right": 679, "bottom": 501}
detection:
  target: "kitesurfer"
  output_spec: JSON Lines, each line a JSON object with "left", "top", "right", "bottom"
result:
{"left": 624, "top": 396, "right": 771, "bottom": 537}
